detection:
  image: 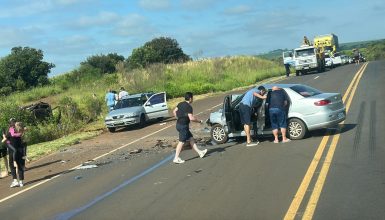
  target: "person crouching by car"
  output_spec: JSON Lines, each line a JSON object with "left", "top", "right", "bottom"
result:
{"left": 239, "top": 86, "right": 267, "bottom": 146}
{"left": 269, "top": 86, "right": 290, "bottom": 143}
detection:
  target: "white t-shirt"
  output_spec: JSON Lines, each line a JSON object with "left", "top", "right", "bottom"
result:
{"left": 118, "top": 91, "right": 129, "bottom": 100}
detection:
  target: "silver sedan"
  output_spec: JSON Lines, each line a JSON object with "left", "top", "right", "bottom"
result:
{"left": 207, "top": 84, "right": 346, "bottom": 144}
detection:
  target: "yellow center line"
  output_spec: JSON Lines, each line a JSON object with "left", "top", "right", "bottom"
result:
{"left": 302, "top": 63, "right": 368, "bottom": 219}
{"left": 284, "top": 63, "right": 368, "bottom": 220}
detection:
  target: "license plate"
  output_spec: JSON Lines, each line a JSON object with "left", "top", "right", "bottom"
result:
{"left": 337, "top": 112, "right": 344, "bottom": 119}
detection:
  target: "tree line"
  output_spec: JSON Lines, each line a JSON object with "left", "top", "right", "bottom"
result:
{"left": 0, "top": 37, "right": 190, "bottom": 96}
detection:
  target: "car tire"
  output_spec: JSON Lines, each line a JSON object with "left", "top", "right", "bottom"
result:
{"left": 211, "top": 124, "right": 228, "bottom": 144}
{"left": 139, "top": 114, "right": 146, "bottom": 128}
{"left": 108, "top": 127, "right": 116, "bottom": 132}
{"left": 288, "top": 118, "right": 307, "bottom": 140}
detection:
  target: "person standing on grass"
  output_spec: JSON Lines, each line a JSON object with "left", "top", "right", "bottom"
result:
{"left": 105, "top": 89, "right": 116, "bottom": 112}
{"left": 269, "top": 86, "right": 290, "bottom": 143}
{"left": 239, "top": 86, "right": 267, "bottom": 146}
{"left": 172, "top": 92, "right": 207, "bottom": 164}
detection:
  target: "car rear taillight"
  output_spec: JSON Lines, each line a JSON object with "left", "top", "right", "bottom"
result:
{"left": 314, "top": 100, "right": 331, "bottom": 106}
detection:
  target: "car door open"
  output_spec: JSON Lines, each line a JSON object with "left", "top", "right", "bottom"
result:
{"left": 144, "top": 92, "right": 169, "bottom": 120}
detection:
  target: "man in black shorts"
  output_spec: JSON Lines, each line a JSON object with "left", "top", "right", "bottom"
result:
{"left": 173, "top": 92, "right": 208, "bottom": 164}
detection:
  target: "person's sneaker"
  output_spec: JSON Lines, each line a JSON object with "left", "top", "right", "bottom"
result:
{"left": 199, "top": 149, "right": 208, "bottom": 158}
{"left": 246, "top": 141, "right": 259, "bottom": 147}
{"left": 19, "top": 181, "right": 24, "bottom": 187}
{"left": 10, "top": 180, "right": 19, "bottom": 188}
{"left": 273, "top": 140, "right": 279, "bottom": 144}
{"left": 173, "top": 157, "right": 185, "bottom": 164}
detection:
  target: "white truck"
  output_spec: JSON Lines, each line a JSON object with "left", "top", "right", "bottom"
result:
{"left": 293, "top": 45, "right": 325, "bottom": 76}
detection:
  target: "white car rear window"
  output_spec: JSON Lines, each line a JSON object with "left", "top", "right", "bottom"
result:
{"left": 290, "top": 85, "right": 322, "bottom": 97}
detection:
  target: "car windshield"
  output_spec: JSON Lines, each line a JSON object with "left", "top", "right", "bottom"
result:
{"left": 295, "top": 48, "right": 315, "bottom": 57}
{"left": 114, "top": 97, "right": 143, "bottom": 109}
{"left": 290, "top": 85, "right": 322, "bottom": 97}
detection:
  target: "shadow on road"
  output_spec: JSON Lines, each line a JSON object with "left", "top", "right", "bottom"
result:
{"left": 24, "top": 170, "right": 74, "bottom": 187}
{"left": 185, "top": 142, "right": 240, "bottom": 161}
{"left": 26, "top": 159, "right": 63, "bottom": 171}
{"left": 308, "top": 123, "right": 357, "bottom": 138}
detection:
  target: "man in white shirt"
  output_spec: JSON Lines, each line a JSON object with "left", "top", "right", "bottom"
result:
{"left": 118, "top": 87, "right": 129, "bottom": 100}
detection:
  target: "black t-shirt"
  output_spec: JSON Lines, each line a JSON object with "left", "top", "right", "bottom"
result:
{"left": 269, "top": 90, "right": 288, "bottom": 110}
{"left": 176, "top": 101, "right": 193, "bottom": 125}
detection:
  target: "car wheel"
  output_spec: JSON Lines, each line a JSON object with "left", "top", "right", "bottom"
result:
{"left": 211, "top": 124, "right": 228, "bottom": 144}
{"left": 288, "top": 118, "right": 307, "bottom": 140}
{"left": 108, "top": 127, "right": 116, "bottom": 132}
{"left": 139, "top": 114, "right": 146, "bottom": 128}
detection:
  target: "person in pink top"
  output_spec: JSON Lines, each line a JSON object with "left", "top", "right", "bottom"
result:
{"left": 3, "top": 118, "right": 26, "bottom": 187}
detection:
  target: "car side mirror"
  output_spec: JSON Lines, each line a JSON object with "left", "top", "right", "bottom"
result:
{"left": 145, "top": 102, "right": 151, "bottom": 106}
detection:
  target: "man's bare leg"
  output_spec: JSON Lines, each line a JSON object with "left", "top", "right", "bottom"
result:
{"left": 174, "top": 141, "right": 184, "bottom": 161}
{"left": 273, "top": 129, "right": 279, "bottom": 143}
{"left": 281, "top": 128, "right": 291, "bottom": 142}
{"left": 189, "top": 138, "right": 207, "bottom": 158}
{"left": 244, "top": 124, "right": 251, "bottom": 143}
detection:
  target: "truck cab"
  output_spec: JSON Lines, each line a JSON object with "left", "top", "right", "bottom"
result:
{"left": 293, "top": 45, "right": 325, "bottom": 76}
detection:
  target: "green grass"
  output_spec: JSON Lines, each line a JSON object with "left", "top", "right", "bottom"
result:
{"left": 27, "top": 130, "right": 102, "bottom": 161}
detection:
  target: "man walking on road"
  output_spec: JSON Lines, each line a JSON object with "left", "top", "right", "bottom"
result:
{"left": 239, "top": 86, "right": 267, "bottom": 146}
{"left": 269, "top": 86, "right": 290, "bottom": 143}
{"left": 173, "top": 92, "right": 207, "bottom": 164}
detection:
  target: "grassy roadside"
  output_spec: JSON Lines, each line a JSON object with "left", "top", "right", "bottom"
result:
{"left": 22, "top": 73, "right": 287, "bottom": 164}
{"left": 0, "top": 56, "right": 287, "bottom": 170}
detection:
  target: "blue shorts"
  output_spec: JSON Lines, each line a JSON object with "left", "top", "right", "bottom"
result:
{"left": 269, "top": 108, "right": 287, "bottom": 130}
{"left": 239, "top": 103, "right": 252, "bottom": 125}
{"left": 176, "top": 124, "right": 193, "bottom": 142}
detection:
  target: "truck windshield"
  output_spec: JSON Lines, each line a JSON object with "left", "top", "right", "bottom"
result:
{"left": 295, "top": 48, "right": 315, "bottom": 57}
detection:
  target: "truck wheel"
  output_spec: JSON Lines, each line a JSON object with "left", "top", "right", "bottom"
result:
{"left": 296, "top": 71, "right": 300, "bottom": 76}
{"left": 211, "top": 124, "right": 228, "bottom": 144}
{"left": 108, "top": 127, "right": 116, "bottom": 132}
{"left": 288, "top": 118, "right": 307, "bottom": 140}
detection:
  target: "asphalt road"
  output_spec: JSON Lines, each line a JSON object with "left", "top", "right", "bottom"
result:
{"left": 0, "top": 61, "right": 384, "bottom": 220}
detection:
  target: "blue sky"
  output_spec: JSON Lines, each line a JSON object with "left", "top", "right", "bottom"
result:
{"left": 1, "top": 0, "right": 384, "bottom": 76}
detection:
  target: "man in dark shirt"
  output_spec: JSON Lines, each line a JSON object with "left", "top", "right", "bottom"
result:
{"left": 269, "top": 86, "right": 290, "bottom": 143}
{"left": 172, "top": 92, "right": 208, "bottom": 164}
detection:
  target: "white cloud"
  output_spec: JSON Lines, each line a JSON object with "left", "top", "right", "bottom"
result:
{"left": 0, "top": 26, "right": 42, "bottom": 47}
{"left": 71, "top": 12, "right": 120, "bottom": 28}
{"left": 0, "top": 0, "right": 92, "bottom": 18}
{"left": 180, "top": 0, "right": 219, "bottom": 10}
{"left": 223, "top": 5, "right": 253, "bottom": 15}
{"left": 114, "top": 14, "right": 158, "bottom": 37}
{"left": 138, "top": 0, "right": 171, "bottom": 10}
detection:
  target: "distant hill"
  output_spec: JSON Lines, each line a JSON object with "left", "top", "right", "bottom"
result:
{"left": 257, "top": 39, "right": 385, "bottom": 61}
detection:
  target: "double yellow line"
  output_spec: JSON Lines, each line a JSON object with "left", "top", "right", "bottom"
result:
{"left": 284, "top": 63, "right": 369, "bottom": 220}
